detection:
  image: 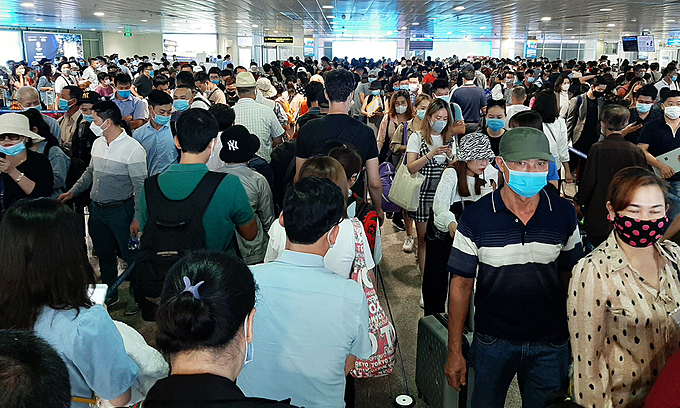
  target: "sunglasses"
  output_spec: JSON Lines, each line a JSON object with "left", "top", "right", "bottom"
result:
{"left": 0, "top": 134, "right": 23, "bottom": 141}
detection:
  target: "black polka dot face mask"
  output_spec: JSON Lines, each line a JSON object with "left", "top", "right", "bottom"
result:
{"left": 611, "top": 214, "right": 669, "bottom": 247}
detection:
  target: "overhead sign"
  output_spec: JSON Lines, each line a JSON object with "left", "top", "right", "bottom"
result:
{"left": 23, "top": 32, "right": 83, "bottom": 64}
{"left": 525, "top": 39, "right": 538, "bottom": 58}
{"left": 264, "top": 36, "right": 293, "bottom": 44}
{"left": 304, "top": 37, "right": 314, "bottom": 57}
{"left": 668, "top": 38, "right": 680, "bottom": 46}
{"left": 410, "top": 39, "right": 434, "bottom": 51}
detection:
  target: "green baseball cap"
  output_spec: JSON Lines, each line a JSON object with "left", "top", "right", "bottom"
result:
{"left": 499, "top": 127, "right": 554, "bottom": 162}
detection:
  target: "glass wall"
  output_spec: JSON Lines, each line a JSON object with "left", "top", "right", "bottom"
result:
{"left": 533, "top": 39, "right": 597, "bottom": 61}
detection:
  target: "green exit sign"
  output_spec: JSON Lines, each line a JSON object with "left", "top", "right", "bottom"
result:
{"left": 124, "top": 32, "right": 132, "bottom": 37}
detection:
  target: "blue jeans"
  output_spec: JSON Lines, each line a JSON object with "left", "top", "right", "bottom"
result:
{"left": 469, "top": 333, "right": 570, "bottom": 408}
{"left": 667, "top": 180, "right": 680, "bottom": 223}
{"left": 248, "top": 156, "right": 274, "bottom": 188}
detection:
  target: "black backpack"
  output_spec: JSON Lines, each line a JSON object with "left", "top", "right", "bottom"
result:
{"left": 131, "top": 171, "right": 226, "bottom": 321}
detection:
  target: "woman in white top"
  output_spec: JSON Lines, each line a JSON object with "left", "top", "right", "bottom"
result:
{"left": 532, "top": 89, "right": 572, "bottom": 183}
{"left": 422, "top": 132, "right": 497, "bottom": 315}
{"left": 265, "top": 156, "right": 375, "bottom": 278}
{"left": 406, "top": 98, "right": 456, "bottom": 286}
{"left": 554, "top": 76, "right": 572, "bottom": 119}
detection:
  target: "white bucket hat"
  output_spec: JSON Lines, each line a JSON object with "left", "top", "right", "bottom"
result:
{"left": 0, "top": 113, "right": 45, "bottom": 143}
{"left": 256, "top": 77, "right": 277, "bottom": 98}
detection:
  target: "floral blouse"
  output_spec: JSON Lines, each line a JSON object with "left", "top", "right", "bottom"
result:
{"left": 568, "top": 232, "right": 680, "bottom": 408}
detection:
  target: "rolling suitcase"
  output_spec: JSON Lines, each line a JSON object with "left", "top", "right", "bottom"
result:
{"left": 416, "top": 313, "right": 474, "bottom": 408}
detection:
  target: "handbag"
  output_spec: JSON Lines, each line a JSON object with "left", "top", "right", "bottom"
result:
{"left": 388, "top": 132, "right": 425, "bottom": 212}
{"left": 349, "top": 218, "right": 396, "bottom": 378}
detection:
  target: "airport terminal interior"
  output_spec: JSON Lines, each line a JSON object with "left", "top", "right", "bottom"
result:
{"left": 5, "top": 0, "right": 680, "bottom": 407}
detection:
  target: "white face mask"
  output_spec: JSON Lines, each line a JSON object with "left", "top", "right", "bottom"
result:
{"left": 665, "top": 106, "right": 680, "bottom": 120}
{"left": 561, "top": 83, "right": 570, "bottom": 91}
{"left": 395, "top": 105, "right": 407, "bottom": 115}
{"left": 409, "top": 83, "right": 419, "bottom": 92}
{"left": 89, "top": 119, "right": 109, "bottom": 137}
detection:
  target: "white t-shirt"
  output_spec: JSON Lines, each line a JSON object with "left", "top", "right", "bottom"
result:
{"left": 406, "top": 131, "right": 443, "bottom": 154}
{"left": 264, "top": 217, "right": 375, "bottom": 279}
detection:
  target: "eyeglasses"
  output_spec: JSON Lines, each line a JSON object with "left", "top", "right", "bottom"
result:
{"left": 0, "top": 134, "right": 22, "bottom": 141}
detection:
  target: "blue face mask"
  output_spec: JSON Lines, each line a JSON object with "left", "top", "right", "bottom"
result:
{"left": 637, "top": 103, "right": 653, "bottom": 114}
{"left": 673, "top": 75, "right": 678, "bottom": 82}
{"left": 393, "top": 86, "right": 400, "bottom": 91}
{"left": 117, "top": 90, "right": 131, "bottom": 99}
{"left": 436, "top": 95, "right": 450, "bottom": 103}
{"left": 527, "top": 77, "right": 535, "bottom": 83}
{"left": 503, "top": 158, "right": 548, "bottom": 198}
{"left": 0, "top": 141, "right": 26, "bottom": 156}
{"left": 487, "top": 118, "right": 505, "bottom": 132}
{"left": 58, "top": 99, "right": 71, "bottom": 110}
{"left": 400, "top": 85, "right": 409, "bottom": 90}
{"left": 417, "top": 109, "right": 427, "bottom": 120}
{"left": 368, "top": 78, "right": 376, "bottom": 83}
{"left": 153, "top": 114, "right": 171, "bottom": 125}
{"left": 174, "top": 99, "right": 190, "bottom": 112}
{"left": 148, "top": 70, "right": 154, "bottom": 77}
{"left": 371, "top": 90, "right": 380, "bottom": 96}
{"left": 211, "top": 79, "right": 220, "bottom": 84}
{"left": 82, "top": 114, "right": 94, "bottom": 122}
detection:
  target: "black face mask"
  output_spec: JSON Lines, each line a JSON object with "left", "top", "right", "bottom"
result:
{"left": 593, "top": 90, "right": 605, "bottom": 98}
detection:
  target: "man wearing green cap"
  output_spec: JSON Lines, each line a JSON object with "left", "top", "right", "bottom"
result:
{"left": 444, "top": 127, "right": 584, "bottom": 408}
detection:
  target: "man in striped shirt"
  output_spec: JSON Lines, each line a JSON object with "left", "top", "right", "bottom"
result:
{"left": 444, "top": 127, "right": 583, "bottom": 408}
{"left": 60, "top": 101, "right": 147, "bottom": 306}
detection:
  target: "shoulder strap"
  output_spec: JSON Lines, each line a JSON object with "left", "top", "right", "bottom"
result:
{"left": 402, "top": 122, "right": 408, "bottom": 145}
{"left": 185, "top": 172, "right": 228, "bottom": 213}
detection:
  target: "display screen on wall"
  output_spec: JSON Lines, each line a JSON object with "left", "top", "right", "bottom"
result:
{"left": 163, "top": 34, "right": 217, "bottom": 58}
{"left": 0, "top": 31, "right": 24, "bottom": 64}
{"left": 622, "top": 36, "right": 638, "bottom": 52}
{"left": 304, "top": 37, "right": 314, "bottom": 57}
{"left": 637, "top": 35, "right": 655, "bottom": 52}
{"left": 264, "top": 36, "right": 293, "bottom": 44}
{"left": 332, "top": 40, "right": 397, "bottom": 60}
{"left": 23, "top": 32, "right": 83, "bottom": 64}
{"left": 525, "top": 39, "right": 538, "bottom": 58}
{"left": 410, "top": 39, "right": 434, "bottom": 51}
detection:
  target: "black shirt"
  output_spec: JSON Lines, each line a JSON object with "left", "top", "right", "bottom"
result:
{"left": 626, "top": 108, "right": 662, "bottom": 144}
{"left": 132, "top": 75, "right": 153, "bottom": 97}
{"left": 143, "top": 373, "right": 296, "bottom": 408}
{"left": 1, "top": 149, "right": 53, "bottom": 213}
{"left": 295, "top": 114, "right": 379, "bottom": 163}
{"left": 481, "top": 127, "right": 504, "bottom": 156}
{"left": 577, "top": 97, "right": 600, "bottom": 149}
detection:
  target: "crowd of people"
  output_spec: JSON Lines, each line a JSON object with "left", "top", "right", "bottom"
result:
{"left": 3, "top": 51, "right": 680, "bottom": 408}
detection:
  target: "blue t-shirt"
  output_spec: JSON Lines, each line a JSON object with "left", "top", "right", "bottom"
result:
{"left": 33, "top": 305, "right": 139, "bottom": 408}
{"left": 239, "top": 250, "right": 372, "bottom": 408}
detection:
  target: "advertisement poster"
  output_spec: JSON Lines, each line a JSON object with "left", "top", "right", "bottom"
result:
{"left": 525, "top": 39, "right": 538, "bottom": 58}
{"left": 304, "top": 37, "right": 314, "bottom": 57}
{"left": 23, "top": 32, "right": 83, "bottom": 64}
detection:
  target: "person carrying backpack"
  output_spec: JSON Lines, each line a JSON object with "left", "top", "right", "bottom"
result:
{"left": 133, "top": 108, "right": 258, "bottom": 321}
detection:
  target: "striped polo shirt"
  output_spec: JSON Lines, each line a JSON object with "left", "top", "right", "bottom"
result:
{"left": 69, "top": 131, "right": 147, "bottom": 220}
{"left": 447, "top": 188, "right": 583, "bottom": 342}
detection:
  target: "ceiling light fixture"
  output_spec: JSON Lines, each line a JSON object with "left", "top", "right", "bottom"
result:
{"left": 668, "top": 19, "right": 676, "bottom": 22}
{"left": 117, "top": 30, "right": 122, "bottom": 33}
{"left": 461, "top": 30, "right": 466, "bottom": 32}
{"left": 599, "top": 8, "right": 612, "bottom": 11}
{"left": 454, "top": 6, "right": 465, "bottom": 11}
{"left": 428, "top": 17, "right": 436, "bottom": 20}
{"left": 412, "top": 22, "right": 419, "bottom": 25}
{"left": 631, "top": 19, "right": 636, "bottom": 22}
{"left": 20, "top": 2, "right": 34, "bottom": 7}
{"left": 235, "top": 20, "right": 242, "bottom": 23}
{"left": 505, "top": 23, "right": 511, "bottom": 25}
{"left": 274, "top": 30, "right": 279, "bottom": 33}
{"left": 252, "top": 24, "right": 258, "bottom": 27}
{"left": 323, "top": 5, "right": 334, "bottom": 8}
{"left": 140, "top": 19, "right": 148, "bottom": 22}
{"left": 118, "top": 26, "right": 124, "bottom": 28}
{"left": 36, "top": 18, "right": 43, "bottom": 21}
{"left": 264, "top": 28, "right": 269, "bottom": 30}
{"left": 479, "top": 26, "right": 486, "bottom": 29}
{"left": 387, "top": 30, "right": 393, "bottom": 35}
{"left": 94, "top": 12, "right": 105, "bottom": 16}
{"left": 571, "top": 36, "right": 576, "bottom": 39}
{"left": 447, "top": 31, "right": 452, "bottom": 34}
{"left": 541, "top": 16, "right": 551, "bottom": 21}
{"left": 326, "top": 15, "right": 335, "bottom": 18}
{"left": 607, "top": 23, "right": 615, "bottom": 27}
{"left": 566, "top": 28, "right": 573, "bottom": 30}
{"left": 90, "top": 28, "right": 96, "bottom": 31}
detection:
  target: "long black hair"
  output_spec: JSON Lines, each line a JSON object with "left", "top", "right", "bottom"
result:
{"left": 19, "top": 108, "right": 60, "bottom": 147}
{"left": 0, "top": 199, "right": 94, "bottom": 330}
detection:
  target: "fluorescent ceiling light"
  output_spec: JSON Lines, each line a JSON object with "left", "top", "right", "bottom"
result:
{"left": 401, "top": 26, "right": 407, "bottom": 30}
{"left": 274, "top": 30, "right": 278, "bottom": 33}
{"left": 479, "top": 26, "right": 486, "bottom": 29}
{"left": 461, "top": 30, "right": 466, "bottom": 32}
{"left": 668, "top": 20, "right": 676, "bottom": 22}
{"left": 600, "top": 8, "right": 612, "bottom": 11}
{"left": 118, "top": 26, "right": 124, "bottom": 28}
{"left": 322, "top": 5, "right": 334, "bottom": 9}
{"left": 117, "top": 30, "right": 122, "bottom": 33}
{"left": 411, "top": 22, "right": 419, "bottom": 25}
{"left": 36, "top": 18, "right": 43, "bottom": 21}
{"left": 264, "top": 28, "right": 269, "bottom": 30}
{"left": 505, "top": 23, "right": 511, "bottom": 25}
{"left": 447, "top": 31, "right": 452, "bottom": 34}
{"left": 607, "top": 23, "right": 615, "bottom": 27}
{"left": 566, "top": 28, "right": 573, "bottom": 30}
{"left": 90, "top": 28, "right": 96, "bottom": 31}
{"left": 235, "top": 20, "right": 242, "bottom": 23}
{"left": 20, "top": 2, "right": 34, "bottom": 7}
{"left": 94, "top": 12, "right": 105, "bottom": 16}
{"left": 387, "top": 30, "right": 393, "bottom": 34}
{"left": 326, "top": 15, "right": 335, "bottom": 18}
{"left": 541, "top": 17, "right": 551, "bottom": 21}
{"left": 140, "top": 19, "right": 148, "bottom": 22}
{"left": 428, "top": 17, "right": 436, "bottom": 20}
{"left": 454, "top": 6, "right": 465, "bottom": 11}
{"left": 571, "top": 36, "right": 576, "bottom": 39}
{"left": 252, "top": 24, "right": 258, "bottom": 27}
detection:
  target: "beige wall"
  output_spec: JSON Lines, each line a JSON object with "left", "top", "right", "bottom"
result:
{"left": 102, "top": 32, "right": 163, "bottom": 57}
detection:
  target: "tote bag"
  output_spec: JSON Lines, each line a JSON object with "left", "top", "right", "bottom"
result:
{"left": 388, "top": 143, "right": 425, "bottom": 212}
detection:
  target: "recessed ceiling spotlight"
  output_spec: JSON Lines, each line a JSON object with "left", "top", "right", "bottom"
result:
{"left": 461, "top": 30, "right": 466, "bottom": 32}
{"left": 117, "top": 30, "right": 122, "bottom": 33}
{"left": 541, "top": 16, "right": 551, "bottom": 21}
{"left": 387, "top": 30, "right": 393, "bottom": 34}
{"left": 566, "top": 28, "right": 573, "bottom": 30}
{"left": 668, "top": 19, "right": 676, "bottom": 22}
{"left": 571, "top": 36, "right": 576, "bottom": 39}
{"left": 20, "top": 2, "right": 34, "bottom": 7}
{"left": 118, "top": 26, "right": 124, "bottom": 28}
{"left": 607, "top": 23, "right": 615, "bottom": 27}
{"left": 90, "top": 28, "right": 96, "bottom": 31}
{"left": 36, "top": 18, "right": 43, "bottom": 21}
{"left": 140, "top": 19, "right": 148, "bottom": 22}
{"left": 631, "top": 19, "right": 636, "bottom": 22}
{"left": 600, "top": 8, "right": 612, "bottom": 11}
{"left": 252, "top": 24, "right": 258, "bottom": 27}
{"left": 479, "top": 26, "right": 486, "bottom": 29}
{"left": 505, "top": 23, "right": 511, "bottom": 25}
{"left": 235, "top": 20, "right": 242, "bottom": 23}
{"left": 401, "top": 26, "right": 407, "bottom": 30}
{"left": 326, "top": 15, "right": 335, "bottom": 18}
{"left": 94, "top": 12, "right": 105, "bottom": 16}
{"left": 411, "top": 22, "right": 419, "bottom": 25}
{"left": 454, "top": 6, "right": 465, "bottom": 11}
{"left": 447, "top": 31, "right": 452, "bottom": 34}
{"left": 274, "top": 30, "right": 279, "bottom": 33}
{"left": 322, "top": 5, "right": 334, "bottom": 8}
{"left": 264, "top": 28, "right": 269, "bottom": 30}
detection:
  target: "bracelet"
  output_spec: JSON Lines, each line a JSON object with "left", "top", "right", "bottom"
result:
{"left": 14, "top": 172, "right": 24, "bottom": 183}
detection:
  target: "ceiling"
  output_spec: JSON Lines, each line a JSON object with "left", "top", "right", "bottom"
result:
{"left": 1, "top": 0, "right": 679, "bottom": 42}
